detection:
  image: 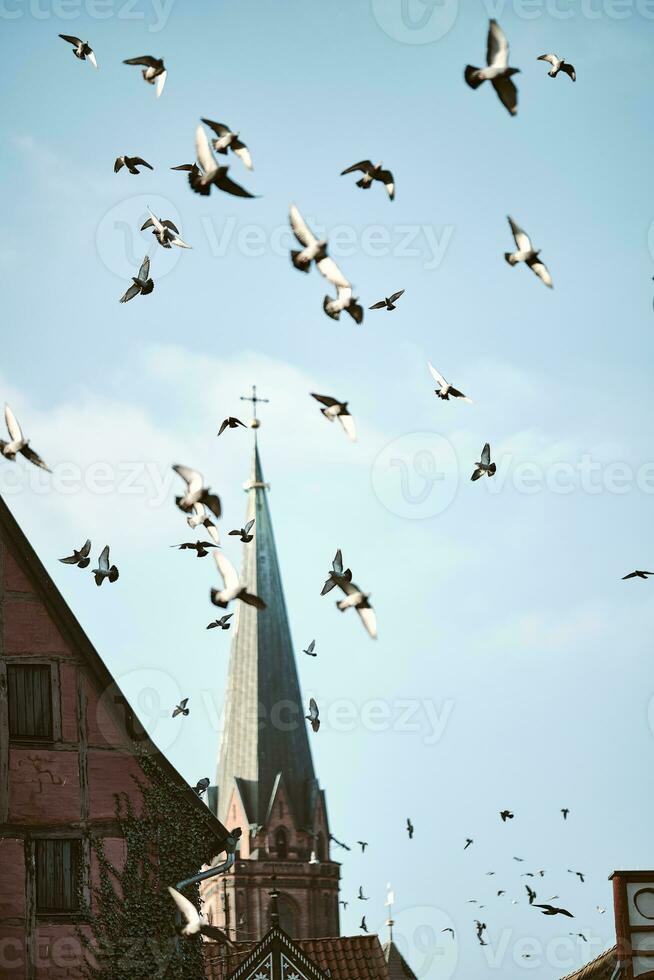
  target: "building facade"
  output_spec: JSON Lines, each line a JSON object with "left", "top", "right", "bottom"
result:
{"left": 203, "top": 432, "right": 340, "bottom": 942}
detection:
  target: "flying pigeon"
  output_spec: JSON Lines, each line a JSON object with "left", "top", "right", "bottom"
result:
{"left": 229, "top": 519, "right": 255, "bottom": 543}
{"left": 526, "top": 885, "right": 537, "bottom": 905}
{"left": 329, "top": 834, "right": 351, "bottom": 851}
{"left": 561, "top": 808, "right": 570, "bottom": 819}
{"left": 597, "top": 906, "right": 606, "bottom": 914}
{"left": 357, "top": 841, "right": 368, "bottom": 853}
{"left": 310, "top": 393, "right": 356, "bottom": 442}
{"left": 193, "top": 777, "right": 210, "bottom": 796}
{"left": 0, "top": 405, "right": 51, "bottom": 471}
{"left": 59, "top": 35, "right": 98, "bottom": 68}
{"left": 360, "top": 916, "right": 368, "bottom": 933}
{"left": 289, "top": 205, "right": 350, "bottom": 286}
{"left": 321, "top": 549, "right": 352, "bottom": 596}
{"left": 172, "top": 698, "right": 189, "bottom": 718}
{"left": 534, "top": 904, "right": 574, "bottom": 918}
{"left": 92, "top": 546, "right": 118, "bottom": 587}
{"left": 323, "top": 285, "right": 364, "bottom": 324}
{"left": 358, "top": 886, "right": 369, "bottom": 901}
{"left": 369, "top": 289, "right": 404, "bottom": 311}
{"left": 537, "top": 54, "right": 576, "bottom": 81}
{"left": 500, "top": 810, "right": 514, "bottom": 822}
{"left": 335, "top": 578, "right": 377, "bottom": 639}
{"left": 173, "top": 465, "right": 221, "bottom": 521}
{"left": 570, "top": 933, "right": 588, "bottom": 942}
{"left": 218, "top": 417, "right": 246, "bottom": 436}
{"left": 60, "top": 539, "right": 92, "bottom": 569}
{"left": 341, "top": 161, "right": 395, "bottom": 200}
{"left": 497, "top": 890, "right": 506, "bottom": 896}
{"left": 303, "top": 640, "right": 317, "bottom": 657}
{"left": 442, "top": 928, "right": 455, "bottom": 938}
{"left": 513, "top": 856, "right": 524, "bottom": 862}
{"left": 187, "top": 124, "right": 257, "bottom": 197}
{"left": 475, "top": 921, "right": 487, "bottom": 946}
{"left": 406, "top": 818, "right": 414, "bottom": 839}
{"left": 306, "top": 697, "right": 320, "bottom": 732}
{"left": 568, "top": 870, "right": 585, "bottom": 883}
{"left": 207, "top": 615, "right": 233, "bottom": 630}
{"left": 464, "top": 20, "right": 519, "bottom": 116}
{"left": 123, "top": 56, "right": 167, "bottom": 97}
{"left": 141, "top": 208, "right": 191, "bottom": 249}
{"left": 210, "top": 551, "right": 266, "bottom": 610}
{"left": 428, "top": 363, "right": 473, "bottom": 403}
{"left": 471, "top": 443, "right": 496, "bottom": 481}
{"left": 505, "top": 216, "right": 553, "bottom": 288}
{"left": 120, "top": 255, "right": 154, "bottom": 303}
{"left": 340, "top": 901, "right": 349, "bottom": 909}
{"left": 464, "top": 839, "right": 474, "bottom": 849}
{"left": 201, "top": 118, "right": 254, "bottom": 170}
{"left": 172, "top": 540, "right": 217, "bottom": 558}
{"left": 114, "top": 156, "right": 152, "bottom": 175}
{"left": 622, "top": 570, "right": 654, "bottom": 580}
{"left": 167, "top": 887, "right": 236, "bottom": 946}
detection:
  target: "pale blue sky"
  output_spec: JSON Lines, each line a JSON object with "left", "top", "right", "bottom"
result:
{"left": 2, "top": 1, "right": 654, "bottom": 977}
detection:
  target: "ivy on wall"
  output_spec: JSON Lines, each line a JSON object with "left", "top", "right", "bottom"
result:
{"left": 78, "top": 751, "right": 222, "bottom": 980}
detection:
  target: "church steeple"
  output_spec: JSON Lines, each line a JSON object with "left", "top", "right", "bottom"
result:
{"left": 206, "top": 390, "right": 340, "bottom": 943}
{"left": 216, "top": 420, "right": 316, "bottom": 828}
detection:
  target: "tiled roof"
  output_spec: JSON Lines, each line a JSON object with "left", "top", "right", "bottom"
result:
{"left": 560, "top": 946, "right": 618, "bottom": 980}
{"left": 204, "top": 934, "right": 391, "bottom": 980}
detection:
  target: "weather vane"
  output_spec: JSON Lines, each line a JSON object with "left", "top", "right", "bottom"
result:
{"left": 240, "top": 384, "right": 269, "bottom": 428}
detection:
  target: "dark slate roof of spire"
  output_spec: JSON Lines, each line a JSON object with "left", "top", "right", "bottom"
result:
{"left": 216, "top": 434, "right": 316, "bottom": 827}
{"left": 382, "top": 941, "right": 418, "bottom": 980}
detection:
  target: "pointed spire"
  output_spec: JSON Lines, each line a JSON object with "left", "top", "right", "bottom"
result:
{"left": 216, "top": 413, "right": 316, "bottom": 828}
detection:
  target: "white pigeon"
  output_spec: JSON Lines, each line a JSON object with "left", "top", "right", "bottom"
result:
{"left": 123, "top": 56, "right": 167, "bottom": 97}
{"left": 92, "top": 546, "right": 119, "bottom": 587}
{"left": 537, "top": 54, "right": 576, "bottom": 81}
{"left": 323, "top": 285, "right": 364, "bottom": 324}
{"left": 505, "top": 216, "right": 553, "bottom": 288}
{"left": 201, "top": 119, "right": 254, "bottom": 170}
{"left": 167, "top": 887, "right": 235, "bottom": 946}
{"left": 59, "top": 35, "right": 98, "bottom": 68}
{"left": 289, "top": 205, "right": 350, "bottom": 287}
{"left": 0, "top": 406, "right": 50, "bottom": 471}
{"left": 335, "top": 578, "right": 377, "bottom": 640}
{"left": 187, "top": 503, "right": 221, "bottom": 546}
{"left": 173, "top": 465, "right": 221, "bottom": 520}
{"left": 141, "top": 208, "right": 191, "bottom": 249}
{"left": 210, "top": 551, "right": 265, "bottom": 610}
{"left": 464, "top": 20, "right": 520, "bottom": 116}
{"left": 186, "top": 125, "right": 257, "bottom": 198}
{"left": 310, "top": 394, "right": 356, "bottom": 442}
{"left": 428, "top": 363, "right": 473, "bottom": 403}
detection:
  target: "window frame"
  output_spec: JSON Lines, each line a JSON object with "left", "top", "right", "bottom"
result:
{"left": 3, "top": 659, "right": 61, "bottom": 743}
{"left": 34, "top": 836, "right": 84, "bottom": 916}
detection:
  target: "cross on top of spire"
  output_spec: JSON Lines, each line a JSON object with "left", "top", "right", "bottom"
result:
{"left": 240, "top": 384, "right": 269, "bottom": 426}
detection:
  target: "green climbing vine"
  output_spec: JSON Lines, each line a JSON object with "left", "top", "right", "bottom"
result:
{"left": 77, "top": 749, "right": 223, "bottom": 980}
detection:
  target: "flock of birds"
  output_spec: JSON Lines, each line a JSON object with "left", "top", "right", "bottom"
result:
{"left": 5, "top": 15, "right": 639, "bottom": 954}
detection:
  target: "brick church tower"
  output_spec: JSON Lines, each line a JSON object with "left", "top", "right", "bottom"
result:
{"left": 203, "top": 396, "right": 340, "bottom": 943}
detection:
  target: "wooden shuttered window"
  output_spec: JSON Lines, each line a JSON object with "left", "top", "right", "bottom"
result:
{"left": 35, "top": 839, "right": 81, "bottom": 913}
{"left": 7, "top": 664, "right": 53, "bottom": 739}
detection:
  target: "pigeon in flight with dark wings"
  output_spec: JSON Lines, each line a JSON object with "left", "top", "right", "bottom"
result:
{"left": 428, "top": 363, "right": 473, "bottom": 403}
{"left": 172, "top": 540, "right": 217, "bottom": 558}
{"left": 537, "top": 53, "right": 576, "bottom": 81}
{"left": 289, "top": 205, "right": 350, "bottom": 287}
{"left": 526, "top": 885, "right": 537, "bottom": 905}
{"left": 60, "top": 540, "right": 92, "bottom": 569}
{"left": 358, "top": 886, "right": 369, "bottom": 901}
{"left": 303, "top": 640, "right": 317, "bottom": 657}
{"left": 561, "top": 808, "right": 570, "bottom": 819}
{"left": 187, "top": 124, "right": 257, "bottom": 197}
{"left": 534, "top": 904, "right": 574, "bottom": 918}
{"left": 59, "top": 34, "right": 98, "bottom": 68}
{"left": 201, "top": 118, "right": 254, "bottom": 170}
{"left": 92, "top": 546, "right": 119, "bottom": 587}
{"left": 360, "top": 916, "right": 368, "bottom": 933}
{"left": 406, "top": 818, "right": 414, "bottom": 839}
{"left": 173, "top": 465, "right": 221, "bottom": 520}
{"left": 357, "top": 841, "right": 368, "bottom": 853}
{"left": 229, "top": 520, "right": 255, "bottom": 543}
{"left": 114, "top": 155, "right": 152, "bottom": 175}
{"left": 369, "top": 289, "right": 404, "bottom": 311}
{"left": 142, "top": 208, "right": 191, "bottom": 249}
{"left": 306, "top": 698, "right": 320, "bottom": 732}
{"left": 218, "top": 417, "right": 246, "bottom": 437}
{"left": 500, "top": 810, "right": 514, "bottom": 822}
{"left": 172, "top": 698, "right": 189, "bottom": 718}
{"left": 321, "top": 549, "right": 352, "bottom": 596}
{"left": 623, "top": 570, "right": 654, "bottom": 580}
{"left": 341, "top": 160, "right": 395, "bottom": 200}
{"left": 311, "top": 393, "right": 356, "bottom": 442}
{"left": 210, "top": 551, "right": 266, "bottom": 610}
{"left": 207, "top": 614, "right": 233, "bottom": 631}
{"left": 505, "top": 216, "right": 553, "bottom": 288}
{"left": 0, "top": 406, "right": 51, "bottom": 471}
{"left": 471, "top": 443, "right": 496, "bottom": 481}
{"left": 323, "top": 285, "right": 364, "bottom": 324}
{"left": 464, "top": 838, "right": 474, "bottom": 849}
{"left": 123, "top": 56, "right": 167, "bottom": 97}
{"left": 120, "top": 255, "right": 154, "bottom": 304}
{"left": 464, "top": 20, "right": 519, "bottom": 116}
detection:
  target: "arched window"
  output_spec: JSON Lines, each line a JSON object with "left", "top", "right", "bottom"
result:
{"left": 275, "top": 827, "right": 288, "bottom": 860}
{"left": 272, "top": 893, "right": 298, "bottom": 937}
{"left": 315, "top": 832, "right": 325, "bottom": 862}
